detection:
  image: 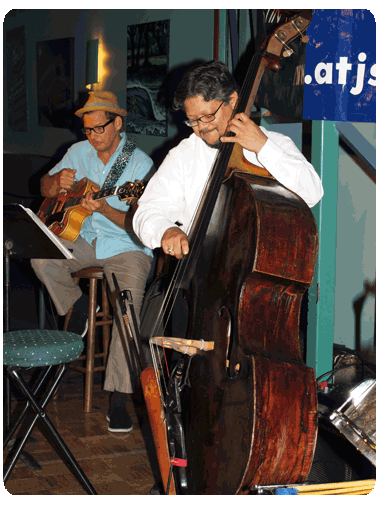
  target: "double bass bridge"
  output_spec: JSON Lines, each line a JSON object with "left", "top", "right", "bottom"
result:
{"left": 150, "top": 337, "right": 214, "bottom": 356}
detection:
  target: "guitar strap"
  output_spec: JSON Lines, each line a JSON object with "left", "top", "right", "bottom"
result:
{"left": 101, "top": 137, "right": 137, "bottom": 190}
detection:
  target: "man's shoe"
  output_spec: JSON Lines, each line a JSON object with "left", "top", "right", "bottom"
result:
{"left": 106, "top": 407, "right": 133, "bottom": 433}
{"left": 150, "top": 483, "right": 163, "bottom": 495}
{"left": 107, "top": 391, "right": 133, "bottom": 433}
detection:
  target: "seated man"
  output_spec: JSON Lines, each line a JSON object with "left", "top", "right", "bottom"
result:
{"left": 32, "top": 91, "right": 154, "bottom": 432}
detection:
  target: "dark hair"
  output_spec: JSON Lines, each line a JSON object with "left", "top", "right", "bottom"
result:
{"left": 173, "top": 60, "right": 239, "bottom": 111}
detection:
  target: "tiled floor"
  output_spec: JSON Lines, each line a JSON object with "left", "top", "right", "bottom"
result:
{"left": 4, "top": 370, "right": 161, "bottom": 495}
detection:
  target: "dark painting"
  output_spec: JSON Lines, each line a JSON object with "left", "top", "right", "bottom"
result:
{"left": 36, "top": 37, "right": 74, "bottom": 129}
{"left": 7, "top": 25, "right": 28, "bottom": 132}
{"left": 126, "top": 20, "right": 170, "bottom": 137}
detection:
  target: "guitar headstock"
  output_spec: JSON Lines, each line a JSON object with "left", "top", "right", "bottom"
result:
{"left": 263, "top": 9, "right": 313, "bottom": 68}
{"left": 117, "top": 180, "right": 146, "bottom": 203}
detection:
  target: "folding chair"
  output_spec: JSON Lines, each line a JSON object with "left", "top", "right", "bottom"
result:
{"left": 3, "top": 329, "right": 97, "bottom": 494}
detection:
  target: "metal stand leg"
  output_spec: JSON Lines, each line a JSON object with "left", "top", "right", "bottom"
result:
{"left": 4, "top": 364, "right": 97, "bottom": 495}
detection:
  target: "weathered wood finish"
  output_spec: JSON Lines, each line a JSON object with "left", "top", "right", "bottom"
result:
{"left": 180, "top": 172, "right": 318, "bottom": 494}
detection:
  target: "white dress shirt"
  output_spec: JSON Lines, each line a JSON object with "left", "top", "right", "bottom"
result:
{"left": 133, "top": 128, "right": 324, "bottom": 250}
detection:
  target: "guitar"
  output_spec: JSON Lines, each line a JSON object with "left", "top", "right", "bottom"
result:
{"left": 37, "top": 177, "right": 145, "bottom": 242}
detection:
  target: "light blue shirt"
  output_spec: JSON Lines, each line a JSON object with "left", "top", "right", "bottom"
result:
{"left": 49, "top": 133, "right": 155, "bottom": 259}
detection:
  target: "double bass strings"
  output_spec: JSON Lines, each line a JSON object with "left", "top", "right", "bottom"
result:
{"left": 147, "top": 145, "right": 234, "bottom": 399}
{"left": 147, "top": 46, "right": 266, "bottom": 402}
{"left": 147, "top": 51, "right": 264, "bottom": 394}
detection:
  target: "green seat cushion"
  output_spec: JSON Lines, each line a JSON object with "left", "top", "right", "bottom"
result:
{"left": 3, "top": 330, "right": 84, "bottom": 367}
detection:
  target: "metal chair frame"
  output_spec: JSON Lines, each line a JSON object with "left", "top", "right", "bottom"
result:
{"left": 3, "top": 362, "right": 97, "bottom": 494}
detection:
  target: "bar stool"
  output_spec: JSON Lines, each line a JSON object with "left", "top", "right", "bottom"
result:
{"left": 63, "top": 267, "right": 113, "bottom": 413}
{"left": 3, "top": 329, "right": 97, "bottom": 494}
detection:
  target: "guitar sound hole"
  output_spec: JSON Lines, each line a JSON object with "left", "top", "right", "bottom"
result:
{"left": 45, "top": 211, "right": 65, "bottom": 228}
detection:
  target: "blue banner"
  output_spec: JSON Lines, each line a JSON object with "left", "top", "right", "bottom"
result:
{"left": 303, "top": 9, "right": 376, "bottom": 122}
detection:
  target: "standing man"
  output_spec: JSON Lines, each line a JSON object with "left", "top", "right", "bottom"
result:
{"left": 32, "top": 91, "right": 154, "bottom": 433}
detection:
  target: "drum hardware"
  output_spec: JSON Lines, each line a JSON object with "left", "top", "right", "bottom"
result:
{"left": 329, "top": 379, "right": 376, "bottom": 466}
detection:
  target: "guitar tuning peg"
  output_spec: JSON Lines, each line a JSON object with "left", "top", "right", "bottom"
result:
{"left": 301, "top": 35, "right": 309, "bottom": 43}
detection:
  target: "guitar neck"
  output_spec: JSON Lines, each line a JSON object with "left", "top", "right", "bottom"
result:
{"left": 65, "top": 185, "right": 119, "bottom": 209}
{"left": 92, "top": 186, "right": 119, "bottom": 201}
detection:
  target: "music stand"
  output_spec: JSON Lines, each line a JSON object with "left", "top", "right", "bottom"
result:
{"left": 3, "top": 203, "right": 75, "bottom": 469}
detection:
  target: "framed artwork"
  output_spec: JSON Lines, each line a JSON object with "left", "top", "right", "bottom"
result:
{"left": 6, "top": 25, "right": 28, "bottom": 132}
{"left": 126, "top": 20, "right": 170, "bottom": 136}
{"left": 36, "top": 37, "right": 74, "bottom": 128}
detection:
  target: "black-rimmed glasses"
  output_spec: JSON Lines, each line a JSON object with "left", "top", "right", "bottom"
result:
{"left": 184, "top": 101, "right": 224, "bottom": 127}
{"left": 81, "top": 118, "right": 115, "bottom": 135}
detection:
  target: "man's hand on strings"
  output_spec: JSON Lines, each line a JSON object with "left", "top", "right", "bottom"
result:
{"left": 220, "top": 112, "right": 268, "bottom": 154}
{"left": 57, "top": 168, "right": 76, "bottom": 191}
{"left": 81, "top": 188, "right": 109, "bottom": 214}
{"left": 162, "top": 226, "right": 189, "bottom": 259}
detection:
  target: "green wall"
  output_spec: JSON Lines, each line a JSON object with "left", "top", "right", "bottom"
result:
{"left": 335, "top": 122, "right": 376, "bottom": 364}
{"left": 4, "top": 9, "right": 215, "bottom": 159}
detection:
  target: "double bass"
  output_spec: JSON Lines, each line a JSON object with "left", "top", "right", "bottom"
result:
{"left": 140, "top": 9, "right": 318, "bottom": 495}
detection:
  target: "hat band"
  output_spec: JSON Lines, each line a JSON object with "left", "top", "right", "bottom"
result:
{"left": 85, "top": 101, "right": 120, "bottom": 109}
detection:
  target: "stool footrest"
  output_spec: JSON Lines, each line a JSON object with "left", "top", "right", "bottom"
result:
{"left": 74, "top": 352, "right": 107, "bottom": 362}
{"left": 95, "top": 318, "right": 113, "bottom": 326}
{"left": 70, "top": 365, "right": 106, "bottom": 374}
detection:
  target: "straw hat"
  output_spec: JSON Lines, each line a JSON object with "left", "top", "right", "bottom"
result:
{"left": 75, "top": 91, "right": 127, "bottom": 118}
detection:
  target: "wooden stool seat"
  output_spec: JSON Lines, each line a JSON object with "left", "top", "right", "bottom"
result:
{"left": 73, "top": 267, "right": 108, "bottom": 279}
{"left": 63, "top": 267, "right": 112, "bottom": 413}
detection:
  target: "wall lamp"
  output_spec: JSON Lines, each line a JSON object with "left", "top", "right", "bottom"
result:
{"left": 86, "top": 39, "right": 99, "bottom": 90}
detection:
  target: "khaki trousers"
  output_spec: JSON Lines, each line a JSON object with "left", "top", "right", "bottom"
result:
{"left": 31, "top": 236, "right": 152, "bottom": 394}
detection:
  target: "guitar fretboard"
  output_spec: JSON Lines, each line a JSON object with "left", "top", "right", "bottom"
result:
{"left": 63, "top": 186, "right": 119, "bottom": 210}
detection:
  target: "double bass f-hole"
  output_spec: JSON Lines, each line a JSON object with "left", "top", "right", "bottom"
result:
{"left": 219, "top": 306, "right": 240, "bottom": 379}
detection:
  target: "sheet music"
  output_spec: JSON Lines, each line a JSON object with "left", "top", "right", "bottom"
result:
{"left": 18, "top": 204, "right": 75, "bottom": 259}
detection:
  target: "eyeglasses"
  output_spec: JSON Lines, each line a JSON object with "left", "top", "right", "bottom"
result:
{"left": 81, "top": 118, "right": 114, "bottom": 135}
{"left": 184, "top": 101, "right": 224, "bottom": 127}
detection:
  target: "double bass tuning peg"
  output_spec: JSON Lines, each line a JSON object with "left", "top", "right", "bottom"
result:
{"left": 275, "top": 32, "right": 294, "bottom": 58}
{"left": 283, "top": 48, "right": 294, "bottom": 58}
{"left": 292, "top": 20, "right": 309, "bottom": 44}
{"left": 275, "top": 19, "right": 310, "bottom": 58}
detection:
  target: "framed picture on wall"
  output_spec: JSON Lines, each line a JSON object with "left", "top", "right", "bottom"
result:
{"left": 36, "top": 37, "right": 74, "bottom": 129}
{"left": 126, "top": 20, "right": 170, "bottom": 137}
{"left": 6, "top": 25, "right": 28, "bottom": 132}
